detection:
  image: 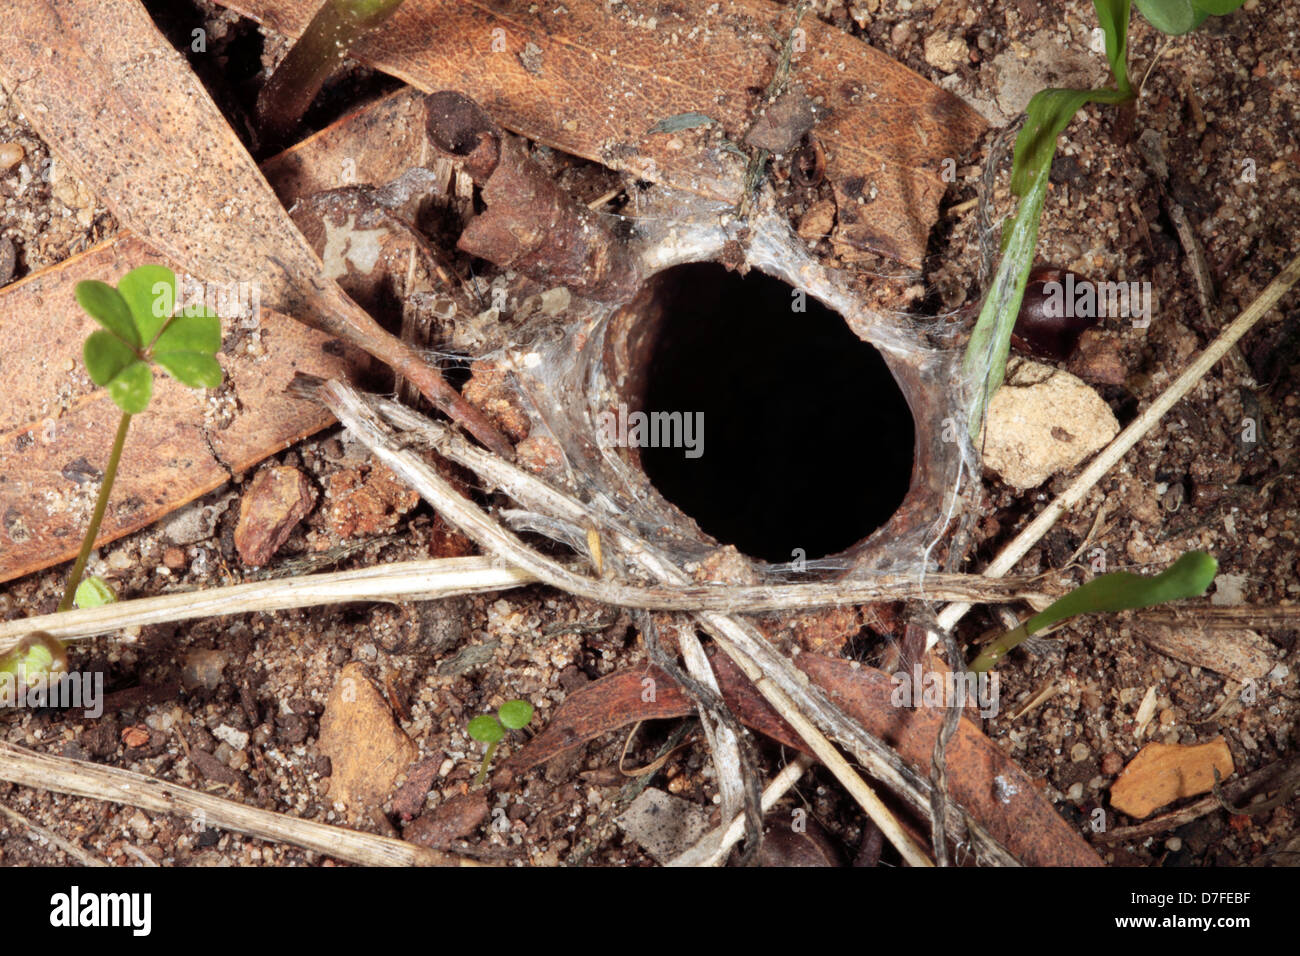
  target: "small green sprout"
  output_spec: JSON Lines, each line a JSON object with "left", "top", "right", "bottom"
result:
{"left": 256, "top": 0, "right": 408, "bottom": 146}
{"left": 60, "top": 266, "right": 223, "bottom": 615}
{"left": 1135, "top": 0, "right": 1246, "bottom": 36}
{"left": 73, "top": 575, "right": 117, "bottom": 609}
{"left": 963, "top": 0, "right": 1248, "bottom": 436}
{"left": 970, "top": 551, "right": 1218, "bottom": 672}
{"left": 467, "top": 699, "right": 534, "bottom": 788}
{"left": 0, "top": 632, "right": 69, "bottom": 696}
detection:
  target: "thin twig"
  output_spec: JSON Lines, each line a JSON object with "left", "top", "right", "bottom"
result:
{"left": 1137, "top": 605, "right": 1300, "bottom": 628}
{"left": 929, "top": 619, "right": 968, "bottom": 866}
{"left": 0, "top": 557, "right": 533, "bottom": 650}
{"left": 937, "top": 252, "right": 1300, "bottom": 634}
{"left": 324, "top": 380, "right": 1022, "bottom": 866}
{"left": 641, "top": 613, "right": 763, "bottom": 865}
{"left": 0, "top": 741, "right": 477, "bottom": 866}
{"left": 669, "top": 754, "right": 815, "bottom": 867}
{"left": 1135, "top": 130, "right": 1253, "bottom": 381}
{"left": 1094, "top": 758, "right": 1300, "bottom": 845}
{"left": 0, "top": 800, "right": 107, "bottom": 867}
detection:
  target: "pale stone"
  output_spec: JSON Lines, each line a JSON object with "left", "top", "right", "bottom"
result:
{"left": 923, "top": 34, "right": 968, "bottom": 73}
{"left": 982, "top": 358, "right": 1119, "bottom": 490}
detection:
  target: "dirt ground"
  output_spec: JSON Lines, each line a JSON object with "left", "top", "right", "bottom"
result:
{"left": 0, "top": 0, "right": 1296, "bottom": 867}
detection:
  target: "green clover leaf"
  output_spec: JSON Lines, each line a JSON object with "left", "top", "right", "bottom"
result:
{"left": 106, "top": 360, "right": 153, "bottom": 415}
{"left": 84, "top": 333, "right": 152, "bottom": 414}
{"left": 74, "top": 575, "right": 118, "bottom": 609}
{"left": 83, "top": 330, "right": 138, "bottom": 387}
{"left": 154, "top": 352, "right": 223, "bottom": 389}
{"left": 74, "top": 280, "right": 140, "bottom": 348}
{"left": 117, "top": 264, "right": 178, "bottom": 347}
{"left": 1135, "top": 0, "right": 1245, "bottom": 35}
{"left": 153, "top": 310, "right": 223, "bottom": 388}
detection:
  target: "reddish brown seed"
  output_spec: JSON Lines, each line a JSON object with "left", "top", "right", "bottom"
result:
{"left": 1011, "top": 264, "right": 1100, "bottom": 361}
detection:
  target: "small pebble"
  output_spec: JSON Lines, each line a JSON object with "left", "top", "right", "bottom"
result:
{"left": 0, "top": 142, "right": 22, "bottom": 172}
{"left": 1101, "top": 752, "right": 1123, "bottom": 776}
{"left": 1166, "top": 837, "right": 1183, "bottom": 852}
{"left": 180, "top": 648, "right": 228, "bottom": 692}
{"left": 1070, "top": 742, "right": 1090, "bottom": 763}
{"left": 126, "top": 810, "right": 156, "bottom": 842}
{"left": 106, "top": 549, "right": 133, "bottom": 571}
{"left": 213, "top": 724, "right": 250, "bottom": 751}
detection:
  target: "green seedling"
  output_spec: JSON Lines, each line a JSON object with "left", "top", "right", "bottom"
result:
{"left": 969, "top": 550, "right": 1217, "bottom": 672}
{"left": 73, "top": 575, "right": 117, "bottom": 609}
{"left": 1135, "top": 0, "right": 1247, "bottom": 36}
{"left": 60, "top": 265, "right": 223, "bottom": 618}
{"left": 256, "top": 0, "right": 407, "bottom": 146}
{"left": 963, "top": 0, "right": 1248, "bottom": 436}
{"left": 0, "top": 631, "right": 69, "bottom": 695}
{"left": 467, "top": 699, "right": 534, "bottom": 788}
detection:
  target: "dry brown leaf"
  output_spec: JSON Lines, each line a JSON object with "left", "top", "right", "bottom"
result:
{"left": 497, "top": 666, "right": 694, "bottom": 782}
{"left": 0, "top": 234, "right": 359, "bottom": 585}
{"left": 0, "top": 0, "right": 509, "bottom": 455}
{"left": 0, "top": 90, "right": 439, "bottom": 584}
{"left": 216, "top": 0, "right": 986, "bottom": 266}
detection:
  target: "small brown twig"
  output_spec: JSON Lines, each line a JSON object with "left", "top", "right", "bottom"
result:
{"left": 1137, "top": 605, "right": 1300, "bottom": 628}
{"left": 929, "top": 617, "right": 969, "bottom": 866}
{"left": 1213, "top": 764, "right": 1300, "bottom": 817}
{"left": 1135, "top": 130, "right": 1254, "bottom": 382}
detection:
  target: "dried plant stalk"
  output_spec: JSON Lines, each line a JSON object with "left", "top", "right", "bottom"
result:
{"left": 322, "top": 380, "right": 1028, "bottom": 866}
{"left": 0, "top": 741, "right": 476, "bottom": 867}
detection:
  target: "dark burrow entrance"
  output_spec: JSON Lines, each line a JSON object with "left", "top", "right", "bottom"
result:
{"left": 635, "top": 263, "right": 915, "bottom": 564}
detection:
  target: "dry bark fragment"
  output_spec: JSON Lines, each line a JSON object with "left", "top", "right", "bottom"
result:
{"left": 402, "top": 791, "right": 489, "bottom": 848}
{"left": 1110, "top": 739, "right": 1236, "bottom": 819}
{"left": 318, "top": 663, "right": 419, "bottom": 823}
{"left": 1136, "top": 624, "right": 1278, "bottom": 683}
{"left": 424, "top": 91, "right": 639, "bottom": 301}
{"left": 234, "top": 465, "right": 318, "bottom": 566}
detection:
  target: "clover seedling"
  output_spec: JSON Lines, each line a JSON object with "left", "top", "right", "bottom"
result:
{"left": 969, "top": 551, "right": 1217, "bottom": 672}
{"left": 256, "top": 0, "right": 408, "bottom": 146}
{"left": 57, "top": 265, "right": 223, "bottom": 621}
{"left": 0, "top": 632, "right": 69, "bottom": 699}
{"left": 467, "top": 699, "right": 535, "bottom": 788}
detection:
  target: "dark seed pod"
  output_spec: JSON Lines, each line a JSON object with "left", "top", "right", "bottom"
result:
{"left": 1011, "top": 264, "right": 1100, "bottom": 361}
